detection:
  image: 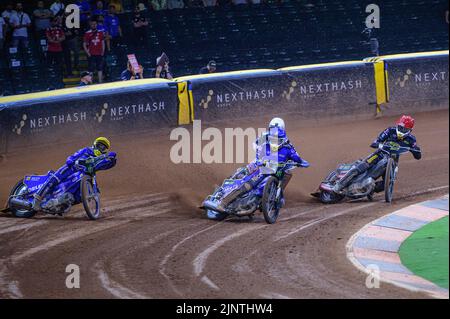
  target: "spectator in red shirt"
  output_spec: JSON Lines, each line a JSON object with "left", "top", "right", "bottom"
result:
{"left": 46, "top": 17, "right": 65, "bottom": 66}
{"left": 83, "top": 19, "right": 106, "bottom": 83}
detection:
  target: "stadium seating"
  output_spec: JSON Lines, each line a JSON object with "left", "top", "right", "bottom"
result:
{"left": 0, "top": 0, "right": 448, "bottom": 96}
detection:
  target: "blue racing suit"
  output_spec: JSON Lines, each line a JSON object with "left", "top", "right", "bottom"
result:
{"left": 35, "top": 147, "right": 117, "bottom": 200}
{"left": 219, "top": 134, "right": 309, "bottom": 209}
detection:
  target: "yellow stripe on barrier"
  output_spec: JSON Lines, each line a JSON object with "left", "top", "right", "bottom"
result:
{"left": 174, "top": 69, "right": 275, "bottom": 82}
{"left": 177, "top": 82, "right": 192, "bottom": 125}
{"left": 279, "top": 60, "right": 365, "bottom": 71}
{"left": 373, "top": 60, "right": 388, "bottom": 105}
{"left": 0, "top": 78, "right": 173, "bottom": 104}
{"left": 374, "top": 50, "right": 449, "bottom": 60}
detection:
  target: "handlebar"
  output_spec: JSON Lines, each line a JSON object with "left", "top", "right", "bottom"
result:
{"left": 379, "top": 142, "right": 413, "bottom": 155}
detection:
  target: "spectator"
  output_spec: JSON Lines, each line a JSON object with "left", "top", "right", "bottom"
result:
{"left": 168, "top": 0, "right": 185, "bottom": 9}
{"left": 63, "top": 12, "right": 80, "bottom": 77}
{"left": 199, "top": 60, "right": 217, "bottom": 74}
{"left": 76, "top": 0, "right": 91, "bottom": 29}
{"left": 46, "top": 17, "right": 65, "bottom": 66}
{"left": 83, "top": 19, "right": 106, "bottom": 83}
{"left": 92, "top": 1, "right": 107, "bottom": 18}
{"left": 104, "top": 5, "right": 122, "bottom": 51}
{"left": 10, "top": 3, "right": 31, "bottom": 50}
{"left": 0, "top": 16, "right": 5, "bottom": 53}
{"left": 1, "top": 3, "right": 17, "bottom": 23}
{"left": 78, "top": 71, "right": 93, "bottom": 86}
{"left": 50, "top": 0, "right": 65, "bottom": 17}
{"left": 151, "top": 0, "right": 168, "bottom": 11}
{"left": 202, "top": 0, "right": 217, "bottom": 7}
{"left": 33, "top": 1, "right": 53, "bottom": 39}
{"left": 155, "top": 52, "right": 173, "bottom": 79}
{"left": 137, "top": 2, "right": 147, "bottom": 12}
{"left": 121, "top": 61, "right": 144, "bottom": 80}
{"left": 109, "top": 0, "right": 124, "bottom": 13}
{"left": 95, "top": 14, "right": 110, "bottom": 50}
{"left": 132, "top": 6, "right": 148, "bottom": 46}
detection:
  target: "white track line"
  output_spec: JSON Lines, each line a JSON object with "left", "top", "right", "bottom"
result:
{"left": 0, "top": 207, "right": 172, "bottom": 298}
{"left": 95, "top": 229, "right": 177, "bottom": 300}
{"left": 0, "top": 220, "right": 47, "bottom": 235}
{"left": 275, "top": 203, "right": 378, "bottom": 241}
{"left": 95, "top": 261, "right": 147, "bottom": 299}
{"left": 159, "top": 222, "right": 222, "bottom": 296}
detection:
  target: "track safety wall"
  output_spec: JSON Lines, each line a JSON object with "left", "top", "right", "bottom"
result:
{"left": 0, "top": 80, "right": 178, "bottom": 153}
{"left": 0, "top": 51, "right": 448, "bottom": 155}
{"left": 378, "top": 52, "right": 449, "bottom": 114}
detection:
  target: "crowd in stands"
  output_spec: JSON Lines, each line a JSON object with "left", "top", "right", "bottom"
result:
{"left": 0, "top": 0, "right": 448, "bottom": 94}
{"left": 1, "top": 0, "right": 276, "bottom": 88}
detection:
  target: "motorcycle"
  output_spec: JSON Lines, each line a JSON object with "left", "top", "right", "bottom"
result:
{"left": 2, "top": 154, "right": 115, "bottom": 220}
{"left": 311, "top": 142, "right": 413, "bottom": 204}
{"left": 201, "top": 159, "right": 305, "bottom": 224}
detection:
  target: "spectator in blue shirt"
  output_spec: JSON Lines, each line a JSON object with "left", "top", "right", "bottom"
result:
{"left": 104, "top": 4, "right": 122, "bottom": 51}
{"left": 92, "top": 1, "right": 107, "bottom": 18}
{"left": 121, "top": 61, "right": 144, "bottom": 81}
{"left": 76, "top": 0, "right": 91, "bottom": 29}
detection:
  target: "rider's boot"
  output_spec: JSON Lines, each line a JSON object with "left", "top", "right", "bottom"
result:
{"left": 31, "top": 194, "right": 43, "bottom": 211}
{"left": 217, "top": 182, "right": 252, "bottom": 212}
{"left": 32, "top": 174, "right": 59, "bottom": 210}
{"left": 280, "top": 173, "right": 292, "bottom": 191}
{"left": 333, "top": 161, "right": 370, "bottom": 193}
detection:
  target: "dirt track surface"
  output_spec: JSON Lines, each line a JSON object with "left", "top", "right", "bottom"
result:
{"left": 0, "top": 110, "right": 448, "bottom": 299}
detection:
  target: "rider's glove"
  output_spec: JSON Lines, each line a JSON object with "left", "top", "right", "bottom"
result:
{"left": 370, "top": 142, "right": 379, "bottom": 149}
{"left": 298, "top": 159, "right": 310, "bottom": 168}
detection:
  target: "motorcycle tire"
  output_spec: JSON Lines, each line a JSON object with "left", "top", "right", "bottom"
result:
{"left": 81, "top": 175, "right": 101, "bottom": 220}
{"left": 261, "top": 176, "right": 280, "bottom": 224}
{"left": 9, "top": 179, "right": 36, "bottom": 218}
{"left": 384, "top": 158, "right": 396, "bottom": 203}
{"left": 319, "top": 190, "right": 344, "bottom": 204}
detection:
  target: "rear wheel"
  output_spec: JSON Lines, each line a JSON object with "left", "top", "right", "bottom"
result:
{"left": 206, "top": 209, "right": 227, "bottom": 221}
{"left": 384, "top": 158, "right": 396, "bottom": 203}
{"left": 261, "top": 177, "right": 280, "bottom": 224}
{"left": 319, "top": 190, "right": 344, "bottom": 204}
{"left": 81, "top": 176, "right": 101, "bottom": 220}
{"left": 9, "top": 179, "right": 36, "bottom": 218}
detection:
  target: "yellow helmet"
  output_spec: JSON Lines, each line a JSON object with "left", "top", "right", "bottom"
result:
{"left": 93, "top": 137, "right": 111, "bottom": 156}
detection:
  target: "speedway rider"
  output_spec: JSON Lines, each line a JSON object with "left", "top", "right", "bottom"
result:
{"left": 217, "top": 117, "right": 310, "bottom": 211}
{"left": 333, "top": 115, "right": 421, "bottom": 193}
{"left": 32, "top": 137, "right": 117, "bottom": 210}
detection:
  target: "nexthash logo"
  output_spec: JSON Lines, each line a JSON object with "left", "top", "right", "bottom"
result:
{"left": 95, "top": 103, "right": 109, "bottom": 123}
{"left": 12, "top": 114, "right": 27, "bottom": 135}
{"left": 199, "top": 90, "right": 214, "bottom": 109}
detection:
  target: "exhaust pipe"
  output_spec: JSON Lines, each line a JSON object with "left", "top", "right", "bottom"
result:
{"left": 9, "top": 198, "right": 33, "bottom": 210}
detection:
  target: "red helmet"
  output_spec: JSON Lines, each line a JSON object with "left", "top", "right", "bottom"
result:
{"left": 396, "top": 115, "right": 414, "bottom": 138}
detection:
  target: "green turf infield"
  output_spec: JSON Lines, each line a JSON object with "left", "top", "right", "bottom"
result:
{"left": 399, "top": 216, "right": 449, "bottom": 289}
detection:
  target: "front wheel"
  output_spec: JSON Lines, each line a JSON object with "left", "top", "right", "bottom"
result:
{"left": 384, "top": 158, "right": 397, "bottom": 203}
{"left": 9, "top": 179, "right": 36, "bottom": 218}
{"left": 261, "top": 176, "right": 280, "bottom": 224}
{"left": 81, "top": 175, "right": 101, "bottom": 220}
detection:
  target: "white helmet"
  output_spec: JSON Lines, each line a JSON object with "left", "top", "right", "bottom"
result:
{"left": 269, "top": 117, "right": 285, "bottom": 130}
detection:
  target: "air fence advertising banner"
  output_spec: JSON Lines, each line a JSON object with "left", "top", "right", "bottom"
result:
{"left": 187, "top": 62, "right": 378, "bottom": 123}
{"left": 0, "top": 82, "right": 178, "bottom": 154}
{"left": 383, "top": 53, "right": 449, "bottom": 114}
